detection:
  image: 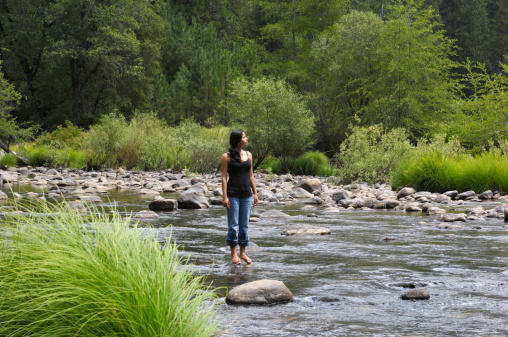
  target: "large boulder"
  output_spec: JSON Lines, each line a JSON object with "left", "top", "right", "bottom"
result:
{"left": 289, "top": 187, "right": 313, "bottom": 199}
{"left": 478, "top": 190, "right": 493, "bottom": 200}
{"left": 397, "top": 187, "right": 415, "bottom": 199}
{"left": 226, "top": 279, "right": 294, "bottom": 305}
{"left": 281, "top": 224, "right": 331, "bottom": 236}
{"left": 457, "top": 190, "right": 476, "bottom": 200}
{"left": 296, "top": 179, "right": 322, "bottom": 194}
{"left": 149, "top": 197, "right": 177, "bottom": 211}
{"left": 177, "top": 188, "right": 209, "bottom": 209}
{"left": 383, "top": 199, "right": 401, "bottom": 209}
{"left": 332, "top": 190, "right": 350, "bottom": 202}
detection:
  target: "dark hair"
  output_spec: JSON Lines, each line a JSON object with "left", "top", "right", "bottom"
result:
{"left": 228, "top": 129, "right": 244, "bottom": 162}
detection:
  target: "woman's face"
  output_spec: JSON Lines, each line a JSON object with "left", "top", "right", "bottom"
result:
{"left": 240, "top": 132, "right": 248, "bottom": 147}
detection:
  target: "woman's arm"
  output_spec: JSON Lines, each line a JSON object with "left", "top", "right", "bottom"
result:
{"left": 220, "top": 153, "right": 230, "bottom": 209}
{"left": 248, "top": 151, "right": 258, "bottom": 206}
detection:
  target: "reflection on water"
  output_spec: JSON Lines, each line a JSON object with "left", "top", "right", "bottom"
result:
{"left": 2, "top": 186, "right": 508, "bottom": 336}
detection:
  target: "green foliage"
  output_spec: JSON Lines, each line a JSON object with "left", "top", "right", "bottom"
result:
{"left": 86, "top": 113, "right": 129, "bottom": 168}
{"left": 0, "top": 200, "right": 221, "bottom": 336}
{"left": 21, "top": 145, "right": 88, "bottom": 169}
{"left": 295, "top": 151, "right": 334, "bottom": 176}
{"left": 312, "top": 1, "right": 457, "bottom": 149}
{"left": 391, "top": 151, "right": 508, "bottom": 193}
{"left": 336, "top": 125, "right": 413, "bottom": 184}
{"left": 0, "top": 153, "right": 17, "bottom": 167}
{"left": 227, "top": 77, "right": 315, "bottom": 169}
{"left": 34, "top": 121, "right": 85, "bottom": 149}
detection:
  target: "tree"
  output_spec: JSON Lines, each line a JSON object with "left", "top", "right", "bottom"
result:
{"left": 227, "top": 77, "right": 315, "bottom": 169}
{"left": 311, "top": 0, "right": 456, "bottom": 151}
{"left": 0, "top": 62, "right": 32, "bottom": 164}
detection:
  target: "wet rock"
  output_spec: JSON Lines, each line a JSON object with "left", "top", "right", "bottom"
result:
{"left": 281, "top": 224, "right": 331, "bottom": 236}
{"left": 426, "top": 207, "right": 446, "bottom": 216}
{"left": 67, "top": 200, "right": 85, "bottom": 210}
{"left": 332, "top": 190, "right": 350, "bottom": 202}
{"left": 457, "top": 190, "right": 476, "bottom": 200}
{"left": 397, "top": 187, "right": 415, "bottom": 199}
{"left": 116, "top": 168, "right": 125, "bottom": 174}
{"left": 312, "top": 296, "right": 342, "bottom": 303}
{"left": 401, "top": 290, "right": 430, "bottom": 300}
{"left": 434, "top": 194, "right": 451, "bottom": 203}
{"left": 478, "top": 190, "right": 493, "bottom": 200}
{"left": 79, "top": 195, "right": 102, "bottom": 203}
{"left": 177, "top": 189, "right": 209, "bottom": 209}
{"left": 437, "top": 213, "right": 467, "bottom": 222}
{"left": 132, "top": 210, "right": 159, "bottom": 220}
{"left": 209, "top": 197, "right": 224, "bottom": 206}
{"left": 305, "top": 196, "right": 323, "bottom": 204}
{"left": 321, "top": 207, "right": 341, "bottom": 214}
{"left": 383, "top": 199, "right": 401, "bottom": 209}
{"left": 245, "top": 242, "right": 261, "bottom": 253}
{"left": 382, "top": 237, "right": 397, "bottom": 242}
{"left": 296, "top": 179, "right": 322, "bottom": 193}
{"left": 372, "top": 200, "right": 386, "bottom": 209}
{"left": 149, "top": 198, "right": 177, "bottom": 211}
{"left": 138, "top": 189, "right": 160, "bottom": 196}
{"left": 226, "top": 279, "right": 294, "bottom": 305}
{"left": 0, "top": 190, "right": 7, "bottom": 201}
{"left": 406, "top": 206, "right": 423, "bottom": 212}
{"left": 443, "top": 190, "right": 458, "bottom": 199}
{"left": 289, "top": 187, "right": 313, "bottom": 199}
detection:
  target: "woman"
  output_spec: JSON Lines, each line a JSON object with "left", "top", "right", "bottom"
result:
{"left": 221, "top": 129, "right": 258, "bottom": 265}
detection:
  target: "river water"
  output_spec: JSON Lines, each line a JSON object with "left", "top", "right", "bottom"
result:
{"left": 2, "top": 186, "right": 508, "bottom": 336}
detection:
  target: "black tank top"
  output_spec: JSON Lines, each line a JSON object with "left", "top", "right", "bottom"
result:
{"left": 227, "top": 156, "right": 252, "bottom": 198}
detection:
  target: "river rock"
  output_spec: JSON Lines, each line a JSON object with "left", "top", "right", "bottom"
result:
{"left": 384, "top": 199, "right": 401, "bottom": 209}
{"left": 79, "top": 195, "right": 102, "bottom": 203}
{"left": 261, "top": 209, "right": 290, "bottom": 218}
{"left": 406, "top": 206, "right": 423, "bottom": 212}
{"left": 478, "top": 190, "right": 493, "bottom": 200}
{"left": 138, "top": 189, "right": 160, "bottom": 196}
{"left": 296, "top": 179, "right": 322, "bottom": 193}
{"left": 177, "top": 189, "right": 209, "bottom": 209}
{"left": 458, "top": 190, "right": 476, "bottom": 200}
{"left": 332, "top": 190, "right": 350, "bottom": 202}
{"left": 226, "top": 279, "right": 294, "bottom": 305}
{"left": 434, "top": 194, "right": 451, "bottom": 203}
{"left": 305, "top": 196, "right": 323, "bottom": 204}
{"left": 132, "top": 210, "right": 159, "bottom": 220}
{"left": 281, "top": 224, "right": 331, "bottom": 236}
{"left": 397, "top": 187, "right": 416, "bottom": 199}
{"left": 289, "top": 187, "right": 313, "bottom": 199}
{"left": 401, "top": 289, "right": 430, "bottom": 300}
{"left": 57, "top": 178, "right": 78, "bottom": 186}
{"left": 0, "top": 190, "right": 7, "bottom": 201}
{"left": 149, "top": 198, "right": 177, "bottom": 211}
{"left": 437, "top": 213, "right": 467, "bottom": 222}
{"left": 443, "top": 190, "right": 458, "bottom": 198}
{"left": 426, "top": 207, "right": 447, "bottom": 216}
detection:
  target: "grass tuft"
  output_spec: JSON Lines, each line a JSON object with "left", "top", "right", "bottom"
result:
{"left": 0, "top": 200, "right": 221, "bottom": 336}
{"left": 0, "top": 153, "right": 17, "bottom": 167}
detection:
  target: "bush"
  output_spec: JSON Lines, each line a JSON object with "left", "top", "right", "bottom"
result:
{"left": 35, "top": 121, "right": 85, "bottom": 149}
{"left": 391, "top": 151, "right": 508, "bottom": 193}
{"left": 0, "top": 200, "right": 221, "bottom": 336}
{"left": 295, "top": 151, "right": 334, "bottom": 176}
{"left": 0, "top": 153, "right": 17, "bottom": 167}
{"left": 335, "top": 125, "right": 413, "bottom": 184}
{"left": 21, "top": 145, "right": 88, "bottom": 169}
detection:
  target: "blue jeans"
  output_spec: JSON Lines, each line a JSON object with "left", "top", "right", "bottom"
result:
{"left": 226, "top": 196, "right": 253, "bottom": 247}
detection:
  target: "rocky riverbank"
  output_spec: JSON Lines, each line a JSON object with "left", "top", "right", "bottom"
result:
{"left": 1, "top": 166, "right": 508, "bottom": 227}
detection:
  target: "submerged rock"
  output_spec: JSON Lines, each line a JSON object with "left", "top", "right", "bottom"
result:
{"left": 226, "top": 279, "right": 294, "bottom": 305}
{"left": 281, "top": 224, "right": 331, "bottom": 236}
{"left": 132, "top": 210, "right": 159, "bottom": 220}
{"left": 149, "top": 198, "right": 177, "bottom": 211}
{"left": 401, "top": 289, "right": 430, "bottom": 300}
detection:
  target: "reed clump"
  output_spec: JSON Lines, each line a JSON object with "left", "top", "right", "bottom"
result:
{"left": 0, "top": 200, "right": 221, "bottom": 337}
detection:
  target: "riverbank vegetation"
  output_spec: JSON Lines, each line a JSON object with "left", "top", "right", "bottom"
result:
{"left": 0, "top": 200, "right": 221, "bottom": 336}
{"left": 1, "top": 0, "right": 508, "bottom": 193}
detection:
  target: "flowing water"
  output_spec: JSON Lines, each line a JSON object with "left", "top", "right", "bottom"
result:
{"left": 2, "top": 186, "right": 508, "bottom": 336}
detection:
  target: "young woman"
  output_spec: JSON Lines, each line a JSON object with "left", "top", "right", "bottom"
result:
{"left": 221, "top": 129, "right": 258, "bottom": 265}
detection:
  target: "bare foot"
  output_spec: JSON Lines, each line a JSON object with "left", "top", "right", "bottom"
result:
{"left": 239, "top": 253, "right": 252, "bottom": 264}
{"left": 232, "top": 255, "right": 241, "bottom": 265}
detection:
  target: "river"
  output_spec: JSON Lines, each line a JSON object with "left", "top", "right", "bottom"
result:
{"left": 2, "top": 185, "right": 508, "bottom": 336}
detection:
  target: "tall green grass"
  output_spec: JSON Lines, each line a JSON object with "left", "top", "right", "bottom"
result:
{"left": 0, "top": 200, "right": 221, "bottom": 336}
{"left": 295, "top": 151, "right": 334, "bottom": 176}
{"left": 391, "top": 151, "right": 508, "bottom": 193}
{"left": 0, "top": 153, "right": 17, "bottom": 167}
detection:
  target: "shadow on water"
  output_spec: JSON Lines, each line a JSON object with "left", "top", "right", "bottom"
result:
{"left": 3, "top": 185, "right": 508, "bottom": 336}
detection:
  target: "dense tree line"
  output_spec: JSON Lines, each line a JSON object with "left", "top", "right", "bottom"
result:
{"left": 1, "top": 0, "right": 507, "bottom": 154}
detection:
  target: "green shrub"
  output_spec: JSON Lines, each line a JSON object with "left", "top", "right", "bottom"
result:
{"left": 391, "top": 151, "right": 508, "bottom": 193}
{"left": 335, "top": 125, "right": 413, "bottom": 183}
{"left": 295, "top": 151, "right": 334, "bottom": 176}
{"left": 0, "top": 153, "right": 17, "bottom": 167}
{"left": 35, "top": 121, "right": 85, "bottom": 149}
{"left": 0, "top": 200, "right": 221, "bottom": 336}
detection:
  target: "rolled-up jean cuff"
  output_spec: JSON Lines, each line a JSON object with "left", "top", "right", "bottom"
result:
{"left": 226, "top": 240, "right": 249, "bottom": 247}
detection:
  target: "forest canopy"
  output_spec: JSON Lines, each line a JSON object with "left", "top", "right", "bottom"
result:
{"left": 1, "top": 0, "right": 508, "bottom": 155}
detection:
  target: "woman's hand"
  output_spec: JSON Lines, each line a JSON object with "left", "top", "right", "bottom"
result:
{"left": 223, "top": 197, "right": 230, "bottom": 209}
{"left": 253, "top": 194, "right": 258, "bottom": 206}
